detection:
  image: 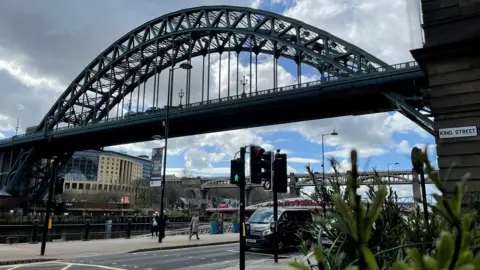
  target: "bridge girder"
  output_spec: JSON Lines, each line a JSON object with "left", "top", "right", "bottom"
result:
{"left": 199, "top": 170, "right": 434, "bottom": 189}
{"left": 35, "top": 5, "right": 391, "bottom": 134}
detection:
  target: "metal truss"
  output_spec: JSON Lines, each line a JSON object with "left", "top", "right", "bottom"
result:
{"left": 36, "top": 5, "right": 391, "bottom": 133}
{"left": 383, "top": 92, "right": 435, "bottom": 136}
{"left": 32, "top": 152, "right": 73, "bottom": 201}
{"left": 4, "top": 147, "right": 34, "bottom": 192}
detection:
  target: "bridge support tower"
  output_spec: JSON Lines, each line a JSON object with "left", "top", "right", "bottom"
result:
{"left": 289, "top": 173, "right": 301, "bottom": 197}
{"left": 412, "top": 0, "right": 480, "bottom": 193}
{"left": 245, "top": 187, "right": 253, "bottom": 206}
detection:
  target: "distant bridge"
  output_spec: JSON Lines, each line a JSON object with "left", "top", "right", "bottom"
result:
{"left": 200, "top": 170, "right": 433, "bottom": 190}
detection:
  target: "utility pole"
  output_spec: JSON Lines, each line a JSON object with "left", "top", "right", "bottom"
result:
{"left": 230, "top": 147, "right": 246, "bottom": 270}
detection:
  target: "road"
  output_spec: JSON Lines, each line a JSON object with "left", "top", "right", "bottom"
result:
{"left": 0, "top": 244, "right": 300, "bottom": 270}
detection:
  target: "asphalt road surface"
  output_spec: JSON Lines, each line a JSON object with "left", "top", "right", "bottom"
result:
{"left": 0, "top": 244, "right": 301, "bottom": 270}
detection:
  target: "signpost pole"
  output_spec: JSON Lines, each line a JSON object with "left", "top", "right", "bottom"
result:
{"left": 40, "top": 158, "right": 56, "bottom": 256}
{"left": 272, "top": 151, "right": 279, "bottom": 263}
{"left": 239, "top": 147, "right": 246, "bottom": 270}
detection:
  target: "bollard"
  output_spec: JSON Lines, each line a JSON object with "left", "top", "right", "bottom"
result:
{"left": 82, "top": 219, "right": 91, "bottom": 241}
{"left": 126, "top": 218, "right": 132, "bottom": 239}
{"left": 30, "top": 219, "right": 39, "bottom": 244}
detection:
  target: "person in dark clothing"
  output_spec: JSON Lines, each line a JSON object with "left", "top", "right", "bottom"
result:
{"left": 151, "top": 215, "right": 159, "bottom": 237}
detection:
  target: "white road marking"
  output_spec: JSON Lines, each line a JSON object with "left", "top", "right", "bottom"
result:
{"left": 225, "top": 249, "right": 294, "bottom": 258}
{"left": 60, "top": 264, "right": 73, "bottom": 270}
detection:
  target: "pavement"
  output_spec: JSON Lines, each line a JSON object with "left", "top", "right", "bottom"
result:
{"left": 0, "top": 243, "right": 303, "bottom": 270}
{"left": 0, "top": 233, "right": 238, "bottom": 266}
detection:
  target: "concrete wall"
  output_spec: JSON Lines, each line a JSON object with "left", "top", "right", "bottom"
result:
{"left": 413, "top": 0, "right": 480, "bottom": 191}
{"left": 422, "top": 0, "right": 480, "bottom": 47}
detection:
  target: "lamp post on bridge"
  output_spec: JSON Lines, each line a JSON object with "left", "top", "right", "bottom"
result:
{"left": 387, "top": 162, "right": 399, "bottom": 183}
{"left": 321, "top": 130, "right": 338, "bottom": 186}
{"left": 178, "top": 89, "right": 185, "bottom": 108}
{"left": 153, "top": 57, "right": 192, "bottom": 244}
{"left": 240, "top": 76, "right": 247, "bottom": 98}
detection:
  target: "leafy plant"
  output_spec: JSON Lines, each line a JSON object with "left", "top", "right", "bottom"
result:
{"left": 210, "top": 213, "right": 221, "bottom": 222}
{"left": 232, "top": 215, "right": 239, "bottom": 223}
{"left": 290, "top": 148, "right": 480, "bottom": 270}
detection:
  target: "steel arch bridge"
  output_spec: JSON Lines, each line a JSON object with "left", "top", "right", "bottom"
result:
{"left": 0, "top": 6, "right": 432, "bottom": 199}
{"left": 199, "top": 170, "right": 434, "bottom": 190}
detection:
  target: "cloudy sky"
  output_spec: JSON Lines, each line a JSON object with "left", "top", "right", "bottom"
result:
{"left": 0, "top": 0, "right": 436, "bottom": 197}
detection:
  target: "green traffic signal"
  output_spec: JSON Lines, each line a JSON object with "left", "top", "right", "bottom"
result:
{"left": 230, "top": 159, "right": 244, "bottom": 185}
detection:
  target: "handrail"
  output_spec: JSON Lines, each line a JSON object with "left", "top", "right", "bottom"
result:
{"left": 0, "top": 61, "right": 420, "bottom": 144}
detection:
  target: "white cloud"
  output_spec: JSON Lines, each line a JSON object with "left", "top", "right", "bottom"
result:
{"left": 289, "top": 157, "right": 321, "bottom": 164}
{"left": 0, "top": 0, "right": 437, "bottom": 176}
{"left": 0, "top": 58, "right": 64, "bottom": 91}
{"left": 396, "top": 140, "right": 411, "bottom": 154}
{"left": 326, "top": 147, "right": 389, "bottom": 159}
{"left": 0, "top": 132, "right": 5, "bottom": 139}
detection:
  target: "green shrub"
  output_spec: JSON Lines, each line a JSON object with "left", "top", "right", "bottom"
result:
{"left": 290, "top": 148, "right": 480, "bottom": 270}
{"left": 232, "top": 215, "right": 239, "bottom": 223}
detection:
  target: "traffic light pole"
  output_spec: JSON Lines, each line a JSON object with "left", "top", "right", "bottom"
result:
{"left": 239, "top": 146, "right": 246, "bottom": 270}
{"left": 272, "top": 152, "right": 279, "bottom": 263}
{"left": 41, "top": 158, "right": 57, "bottom": 256}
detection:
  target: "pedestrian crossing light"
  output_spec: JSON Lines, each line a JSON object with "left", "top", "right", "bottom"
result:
{"left": 230, "top": 159, "right": 244, "bottom": 186}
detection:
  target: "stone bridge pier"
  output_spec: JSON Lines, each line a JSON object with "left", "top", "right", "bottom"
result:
{"left": 289, "top": 173, "right": 301, "bottom": 197}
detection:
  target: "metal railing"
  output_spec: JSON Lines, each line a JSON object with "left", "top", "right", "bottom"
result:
{"left": 0, "top": 61, "right": 420, "bottom": 144}
{"left": 0, "top": 220, "right": 234, "bottom": 244}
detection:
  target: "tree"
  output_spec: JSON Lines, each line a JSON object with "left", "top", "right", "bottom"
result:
{"left": 131, "top": 178, "right": 153, "bottom": 208}
{"left": 162, "top": 185, "right": 183, "bottom": 206}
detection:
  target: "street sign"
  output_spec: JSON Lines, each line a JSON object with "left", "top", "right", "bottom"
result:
{"left": 439, "top": 126, "right": 477, "bottom": 139}
{"left": 151, "top": 147, "right": 164, "bottom": 181}
{"left": 150, "top": 181, "right": 162, "bottom": 187}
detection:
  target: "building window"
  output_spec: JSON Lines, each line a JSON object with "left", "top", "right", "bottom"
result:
{"left": 72, "top": 183, "right": 77, "bottom": 189}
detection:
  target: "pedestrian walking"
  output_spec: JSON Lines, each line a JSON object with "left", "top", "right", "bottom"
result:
{"left": 151, "top": 214, "right": 159, "bottom": 237}
{"left": 189, "top": 213, "right": 200, "bottom": 240}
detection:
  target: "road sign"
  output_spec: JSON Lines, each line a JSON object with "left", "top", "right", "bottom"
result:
{"left": 439, "top": 126, "right": 477, "bottom": 139}
{"left": 150, "top": 181, "right": 162, "bottom": 187}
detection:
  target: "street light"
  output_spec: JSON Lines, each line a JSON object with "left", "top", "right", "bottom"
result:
{"left": 157, "top": 59, "right": 193, "bottom": 244}
{"left": 387, "top": 162, "right": 399, "bottom": 182}
{"left": 178, "top": 89, "right": 185, "bottom": 107}
{"left": 321, "top": 130, "right": 338, "bottom": 186}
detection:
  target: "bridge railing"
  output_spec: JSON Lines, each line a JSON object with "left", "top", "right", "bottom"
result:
{"left": 0, "top": 61, "right": 419, "bottom": 144}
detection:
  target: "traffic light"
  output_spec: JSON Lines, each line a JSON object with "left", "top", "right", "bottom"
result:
{"left": 230, "top": 159, "right": 244, "bottom": 186}
{"left": 250, "top": 145, "right": 264, "bottom": 184}
{"left": 250, "top": 145, "right": 274, "bottom": 186}
{"left": 54, "top": 177, "right": 65, "bottom": 195}
{"left": 274, "top": 154, "right": 288, "bottom": 193}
